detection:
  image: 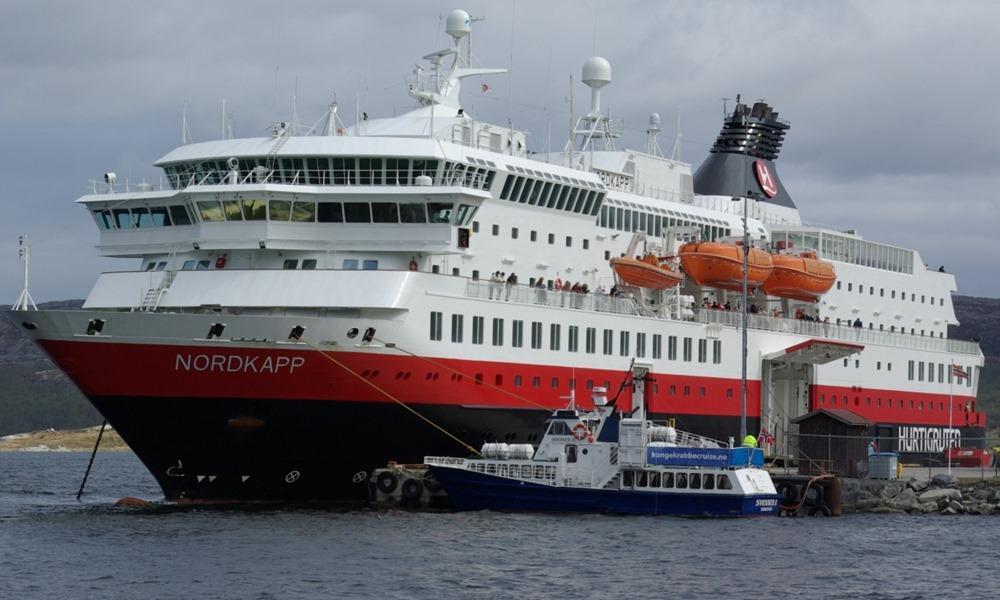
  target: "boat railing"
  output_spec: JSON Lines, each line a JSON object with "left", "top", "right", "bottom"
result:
{"left": 464, "top": 280, "right": 643, "bottom": 317}
{"left": 695, "top": 309, "right": 981, "bottom": 356}
{"left": 89, "top": 168, "right": 493, "bottom": 195}
{"left": 669, "top": 429, "right": 728, "bottom": 449}
{"left": 434, "top": 457, "right": 559, "bottom": 484}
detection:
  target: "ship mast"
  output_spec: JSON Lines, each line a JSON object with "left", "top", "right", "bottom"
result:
{"left": 14, "top": 235, "right": 37, "bottom": 311}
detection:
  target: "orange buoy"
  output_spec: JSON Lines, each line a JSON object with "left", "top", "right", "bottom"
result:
{"left": 763, "top": 251, "right": 836, "bottom": 302}
{"left": 610, "top": 255, "right": 684, "bottom": 290}
{"left": 678, "top": 242, "right": 773, "bottom": 292}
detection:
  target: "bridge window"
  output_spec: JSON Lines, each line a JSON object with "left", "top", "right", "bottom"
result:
{"left": 222, "top": 200, "right": 243, "bottom": 221}
{"left": 399, "top": 203, "right": 427, "bottom": 223}
{"left": 428, "top": 203, "right": 453, "bottom": 223}
{"left": 195, "top": 202, "right": 224, "bottom": 222}
{"left": 169, "top": 205, "right": 193, "bottom": 225}
{"left": 269, "top": 200, "right": 291, "bottom": 221}
{"left": 240, "top": 199, "right": 266, "bottom": 221}
{"left": 342, "top": 259, "right": 359, "bottom": 269}
{"left": 292, "top": 201, "right": 316, "bottom": 222}
{"left": 302, "top": 259, "right": 317, "bottom": 270}
{"left": 344, "top": 202, "right": 371, "bottom": 223}
{"left": 283, "top": 259, "right": 298, "bottom": 270}
{"left": 317, "top": 202, "right": 344, "bottom": 223}
{"left": 371, "top": 202, "right": 399, "bottom": 223}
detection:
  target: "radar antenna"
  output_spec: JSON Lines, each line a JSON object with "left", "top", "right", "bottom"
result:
{"left": 14, "top": 235, "right": 37, "bottom": 311}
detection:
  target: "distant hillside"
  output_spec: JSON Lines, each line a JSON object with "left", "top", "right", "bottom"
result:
{"left": 0, "top": 296, "right": 998, "bottom": 436}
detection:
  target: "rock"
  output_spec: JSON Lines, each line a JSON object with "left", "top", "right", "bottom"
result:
{"left": 919, "top": 488, "right": 962, "bottom": 503}
{"left": 932, "top": 473, "right": 958, "bottom": 488}
{"left": 918, "top": 501, "right": 939, "bottom": 513}
{"left": 941, "top": 506, "right": 958, "bottom": 515}
{"left": 988, "top": 490, "right": 1000, "bottom": 504}
{"left": 878, "top": 482, "right": 905, "bottom": 499}
{"left": 870, "top": 506, "right": 904, "bottom": 514}
{"left": 907, "top": 477, "right": 931, "bottom": 492}
{"left": 949, "top": 500, "right": 964, "bottom": 513}
{"left": 888, "top": 488, "right": 920, "bottom": 511}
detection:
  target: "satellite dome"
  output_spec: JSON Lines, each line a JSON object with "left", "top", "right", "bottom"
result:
{"left": 582, "top": 56, "right": 612, "bottom": 89}
{"left": 446, "top": 9, "right": 472, "bottom": 40}
{"left": 649, "top": 112, "right": 661, "bottom": 126}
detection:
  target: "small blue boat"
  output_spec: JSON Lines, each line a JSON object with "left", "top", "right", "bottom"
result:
{"left": 426, "top": 387, "right": 780, "bottom": 517}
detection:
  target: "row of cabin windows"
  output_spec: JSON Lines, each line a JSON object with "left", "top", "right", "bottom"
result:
{"left": 599, "top": 204, "right": 730, "bottom": 242}
{"left": 163, "top": 158, "right": 480, "bottom": 188}
{"left": 773, "top": 229, "right": 915, "bottom": 274}
{"left": 907, "top": 360, "right": 974, "bottom": 387}
{"left": 819, "top": 394, "right": 975, "bottom": 413}
{"left": 836, "top": 281, "right": 945, "bottom": 307}
{"left": 171, "top": 258, "right": 376, "bottom": 271}
{"left": 622, "top": 470, "right": 734, "bottom": 491}
{"left": 498, "top": 174, "right": 604, "bottom": 216}
{"left": 194, "top": 199, "right": 471, "bottom": 226}
{"left": 834, "top": 317, "right": 945, "bottom": 338}
{"left": 429, "top": 312, "right": 722, "bottom": 363}
{"left": 478, "top": 222, "right": 592, "bottom": 250}
{"left": 93, "top": 205, "right": 193, "bottom": 230}
{"left": 842, "top": 358, "right": 893, "bottom": 372}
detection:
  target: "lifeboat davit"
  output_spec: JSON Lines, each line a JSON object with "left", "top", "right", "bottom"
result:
{"left": 762, "top": 251, "right": 836, "bottom": 302}
{"left": 610, "top": 255, "right": 684, "bottom": 290}
{"left": 678, "top": 242, "right": 773, "bottom": 292}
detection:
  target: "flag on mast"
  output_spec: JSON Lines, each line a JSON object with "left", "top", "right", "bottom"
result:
{"left": 952, "top": 364, "right": 968, "bottom": 380}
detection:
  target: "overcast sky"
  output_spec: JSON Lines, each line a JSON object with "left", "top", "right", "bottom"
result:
{"left": 2, "top": 0, "right": 998, "bottom": 303}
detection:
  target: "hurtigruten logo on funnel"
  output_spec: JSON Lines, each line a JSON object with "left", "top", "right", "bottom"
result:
{"left": 754, "top": 160, "right": 778, "bottom": 198}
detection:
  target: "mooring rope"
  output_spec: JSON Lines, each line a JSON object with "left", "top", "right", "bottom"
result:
{"left": 299, "top": 339, "right": 482, "bottom": 457}
{"left": 76, "top": 419, "right": 107, "bottom": 501}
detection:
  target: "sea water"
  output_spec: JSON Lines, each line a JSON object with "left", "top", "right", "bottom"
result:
{"left": 0, "top": 452, "right": 994, "bottom": 599}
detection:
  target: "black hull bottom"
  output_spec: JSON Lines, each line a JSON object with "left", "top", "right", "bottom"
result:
{"left": 90, "top": 396, "right": 757, "bottom": 503}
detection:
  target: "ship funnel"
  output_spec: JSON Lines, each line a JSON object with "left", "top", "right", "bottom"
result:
{"left": 692, "top": 97, "right": 796, "bottom": 209}
{"left": 582, "top": 56, "right": 611, "bottom": 117}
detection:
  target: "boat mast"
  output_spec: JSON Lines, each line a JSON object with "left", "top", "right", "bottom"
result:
{"left": 14, "top": 235, "right": 37, "bottom": 311}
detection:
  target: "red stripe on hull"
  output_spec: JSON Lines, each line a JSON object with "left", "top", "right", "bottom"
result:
{"left": 38, "top": 339, "right": 980, "bottom": 427}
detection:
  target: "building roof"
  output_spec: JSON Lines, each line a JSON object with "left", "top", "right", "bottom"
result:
{"left": 790, "top": 408, "right": 873, "bottom": 427}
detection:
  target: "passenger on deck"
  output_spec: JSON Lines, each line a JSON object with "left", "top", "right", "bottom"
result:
{"left": 505, "top": 272, "right": 517, "bottom": 300}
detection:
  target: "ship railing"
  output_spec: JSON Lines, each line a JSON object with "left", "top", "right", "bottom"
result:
{"left": 695, "top": 309, "right": 981, "bottom": 355}
{"left": 464, "top": 280, "right": 643, "bottom": 317}
{"left": 158, "top": 169, "right": 491, "bottom": 192}
{"left": 447, "top": 458, "right": 558, "bottom": 484}
{"left": 87, "top": 176, "right": 172, "bottom": 195}
{"left": 670, "top": 429, "right": 728, "bottom": 449}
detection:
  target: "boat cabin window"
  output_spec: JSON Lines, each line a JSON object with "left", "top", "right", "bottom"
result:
{"left": 649, "top": 472, "right": 661, "bottom": 487}
{"left": 547, "top": 421, "right": 571, "bottom": 436}
{"left": 565, "top": 445, "right": 577, "bottom": 463}
{"left": 623, "top": 471, "right": 633, "bottom": 487}
{"left": 269, "top": 200, "right": 292, "bottom": 221}
{"left": 717, "top": 474, "right": 733, "bottom": 490}
{"left": 636, "top": 471, "right": 647, "bottom": 487}
{"left": 399, "top": 203, "right": 427, "bottom": 223}
{"left": 362, "top": 260, "right": 378, "bottom": 270}
{"left": 283, "top": 259, "right": 298, "bottom": 270}
{"left": 703, "top": 474, "right": 715, "bottom": 490}
{"left": 342, "top": 259, "right": 359, "bottom": 270}
{"left": 371, "top": 202, "right": 399, "bottom": 223}
{"left": 145, "top": 262, "right": 156, "bottom": 271}
{"left": 690, "top": 473, "right": 702, "bottom": 489}
{"left": 675, "top": 473, "right": 688, "bottom": 489}
{"left": 182, "top": 260, "right": 196, "bottom": 270}
{"left": 93, "top": 210, "right": 115, "bottom": 230}
{"left": 302, "top": 259, "right": 317, "bottom": 270}
{"left": 344, "top": 202, "right": 371, "bottom": 223}
{"left": 170, "top": 205, "right": 193, "bottom": 225}
{"left": 428, "top": 203, "right": 453, "bottom": 224}
{"left": 197, "top": 201, "right": 225, "bottom": 222}
{"left": 291, "top": 201, "right": 316, "bottom": 222}
{"left": 661, "top": 472, "right": 674, "bottom": 488}
{"left": 222, "top": 200, "right": 243, "bottom": 221}
{"left": 113, "top": 208, "right": 133, "bottom": 229}
{"left": 317, "top": 202, "right": 344, "bottom": 223}
{"left": 196, "top": 260, "right": 210, "bottom": 270}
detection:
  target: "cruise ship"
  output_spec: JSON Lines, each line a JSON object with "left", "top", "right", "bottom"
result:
{"left": 9, "top": 10, "right": 983, "bottom": 502}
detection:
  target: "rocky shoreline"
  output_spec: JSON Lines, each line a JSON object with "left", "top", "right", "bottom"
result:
{"left": 0, "top": 425, "right": 129, "bottom": 452}
{"left": 843, "top": 474, "right": 1000, "bottom": 515}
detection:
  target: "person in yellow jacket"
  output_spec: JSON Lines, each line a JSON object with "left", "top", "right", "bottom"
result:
{"left": 742, "top": 434, "right": 757, "bottom": 448}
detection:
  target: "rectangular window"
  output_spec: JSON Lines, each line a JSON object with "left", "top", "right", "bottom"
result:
{"left": 636, "top": 333, "right": 646, "bottom": 358}
{"left": 908, "top": 360, "right": 914, "bottom": 381}
{"left": 938, "top": 363, "right": 944, "bottom": 383}
{"left": 451, "top": 314, "right": 464, "bottom": 343}
{"left": 430, "top": 311, "right": 443, "bottom": 341}
{"left": 531, "top": 321, "right": 543, "bottom": 349}
{"left": 712, "top": 340, "right": 722, "bottom": 364}
{"left": 565, "top": 236, "right": 572, "bottom": 248}
{"left": 568, "top": 326, "right": 579, "bottom": 352}
{"left": 550, "top": 324, "right": 561, "bottom": 351}
{"left": 668, "top": 336, "right": 677, "bottom": 360}
{"left": 301, "top": 259, "right": 317, "bottom": 270}
{"left": 548, "top": 233, "right": 555, "bottom": 245}
{"left": 619, "top": 331, "right": 630, "bottom": 357}
{"left": 603, "top": 329, "right": 614, "bottom": 355}
{"left": 585, "top": 327, "right": 597, "bottom": 354}
{"left": 291, "top": 201, "right": 316, "bottom": 222}
{"left": 398, "top": 203, "right": 427, "bottom": 223}
{"left": 492, "top": 318, "right": 504, "bottom": 346}
{"left": 169, "top": 205, "right": 193, "bottom": 225}
{"left": 928, "top": 362, "right": 935, "bottom": 383}
{"left": 512, "top": 320, "right": 524, "bottom": 348}
{"left": 344, "top": 202, "right": 371, "bottom": 223}
{"left": 652, "top": 334, "right": 662, "bottom": 359}
{"left": 683, "top": 337, "right": 692, "bottom": 362}
{"left": 370, "top": 202, "right": 399, "bottom": 223}
{"left": 511, "top": 227, "right": 519, "bottom": 239}
{"left": 918, "top": 361, "right": 924, "bottom": 382}
{"left": 317, "top": 202, "right": 344, "bottom": 223}
{"left": 282, "top": 259, "right": 298, "bottom": 270}
{"left": 472, "top": 316, "right": 484, "bottom": 344}
{"left": 697, "top": 339, "right": 707, "bottom": 363}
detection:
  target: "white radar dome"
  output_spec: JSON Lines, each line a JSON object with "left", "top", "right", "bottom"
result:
{"left": 582, "top": 56, "right": 612, "bottom": 89}
{"left": 649, "top": 112, "right": 661, "bottom": 126}
{"left": 446, "top": 9, "right": 472, "bottom": 40}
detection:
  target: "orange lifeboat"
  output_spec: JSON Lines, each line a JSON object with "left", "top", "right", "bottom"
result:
{"left": 610, "top": 254, "right": 684, "bottom": 290}
{"left": 678, "top": 242, "right": 773, "bottom": 292}
{"left": 762, "top": 251, "right": 836, "bottom": 302}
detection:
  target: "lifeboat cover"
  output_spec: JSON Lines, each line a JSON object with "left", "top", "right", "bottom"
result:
{"left": 763, "top": 339, "right": 863, "bottom": 365}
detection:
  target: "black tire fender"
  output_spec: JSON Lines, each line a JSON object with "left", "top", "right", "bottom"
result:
{"left": 401, "top": 478, "right": 424, "bottom": 500}
{"left": 376, "top": 471, "right": 398, "bottom": 494}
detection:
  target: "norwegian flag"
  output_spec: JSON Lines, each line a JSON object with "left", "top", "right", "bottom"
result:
{"left": 758, "top": 428, "right": 775, "bottom": 445}
{"left": 952, "top": 364, "right": 969, "bottom": 380}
